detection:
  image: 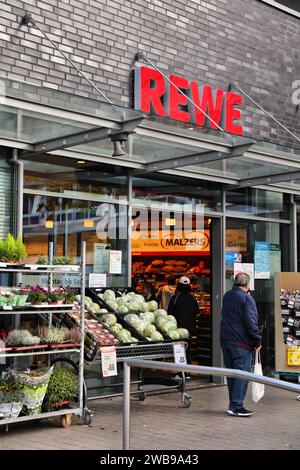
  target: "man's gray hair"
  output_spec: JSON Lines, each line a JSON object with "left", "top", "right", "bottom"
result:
{"left": 233, "top": 272, "right": 250, "bottom": 287}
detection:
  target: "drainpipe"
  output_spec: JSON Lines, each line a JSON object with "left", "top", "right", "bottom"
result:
{"left": 290, "top": 194, "right": 297, "bottom": 273}
{"left": 10, "top": 149, "right": 24, "bottom": 239}
{"left": 10, "top": 149, "right": 24, "bottom": 296}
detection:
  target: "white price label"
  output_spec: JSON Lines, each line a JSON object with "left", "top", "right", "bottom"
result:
{"left": 3, "top": 306, "right": 13, "bottom": 311}
{"left": 100, "top": 346, "right": 117, "bottom": 377}
{"left": 173, "top": 342, "right": 187, "bottom": 365}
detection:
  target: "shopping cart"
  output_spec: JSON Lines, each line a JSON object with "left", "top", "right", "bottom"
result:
{"left": 85, "top": 341, "right": 192, "bottom": 408}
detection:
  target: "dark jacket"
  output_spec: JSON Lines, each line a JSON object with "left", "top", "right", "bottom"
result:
{"left": 168, "top": 291, "right": 198, "bottom": 334}
{"left": 220, "top": 287, "right": 261, "bottom": 349}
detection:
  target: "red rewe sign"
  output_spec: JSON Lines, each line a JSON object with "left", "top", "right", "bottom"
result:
{"left": 134, "top": 66, "right": 243, "bottom": 135}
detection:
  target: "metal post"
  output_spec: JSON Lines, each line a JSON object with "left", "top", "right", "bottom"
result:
{"left": 290, "top": 195, "right": 297, "bottom": 272}
{"left": 79, "top": 241, "right": 86, "bottom": 413}
{"left": 48, "top": 242, "right": 54, "bottom": 326}
{"left": 11, "top": 149, "right": 24, "bottom": 290}
{"left": 123, "top": 362, "right": 131, "bottom": 450}
{"left": 21, "top": 13, "right": 123, "bottom": 117}
{"left": 127, "top": 171, "right": 133, "bottom": 288}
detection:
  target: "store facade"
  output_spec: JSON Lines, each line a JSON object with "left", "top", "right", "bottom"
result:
{"left": 0, "top": 0, "right": 300, "bottom": 376}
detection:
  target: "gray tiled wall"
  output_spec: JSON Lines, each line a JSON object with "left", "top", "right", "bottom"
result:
{"left": 0, "top": 0, "right": 299, "bottom": 145}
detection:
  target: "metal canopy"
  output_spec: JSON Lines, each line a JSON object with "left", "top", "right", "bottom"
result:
{"left": 237, "top": 169, "right": 300, "bottom": 188}
{"left": 1, "top": 77, "right": 300, "bottom": 191}
{"left": 136, "top": 142, "right": 254, "bottom": 174}
{"left": 20, "top": 116, "right": 145, "bottom": 158}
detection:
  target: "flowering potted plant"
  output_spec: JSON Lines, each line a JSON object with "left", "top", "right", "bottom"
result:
{"left": 47, "top": 291, "right": 63, "bottom": 304}
{"left": 27, "top": 288, "right": 48, "bottom": 305}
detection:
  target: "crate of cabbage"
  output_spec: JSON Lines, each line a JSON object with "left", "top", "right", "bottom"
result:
{"left": 75, "top": 294, "right": 146, "bottom": 345}
{"left": 87, "top": 288, "right": 190, "bottom": 342}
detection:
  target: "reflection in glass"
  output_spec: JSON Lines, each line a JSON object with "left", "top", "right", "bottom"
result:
{"left": 23, "top": 195, "right": 128, "bottom": 287}
{"left": 24, "top": 158, "right": 128, "bottom": 201}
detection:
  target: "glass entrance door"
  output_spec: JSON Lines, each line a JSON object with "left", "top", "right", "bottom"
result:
{"left": 225, "top": 218, "right": 290, "bottom": 373}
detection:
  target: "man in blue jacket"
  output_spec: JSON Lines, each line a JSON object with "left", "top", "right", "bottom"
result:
{"left": 220, "top": 272, "right": 262, "bottom": 417}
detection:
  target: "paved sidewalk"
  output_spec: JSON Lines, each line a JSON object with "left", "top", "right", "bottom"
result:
{"left": 1, "top": 384, "right": 300, "bottom": 450}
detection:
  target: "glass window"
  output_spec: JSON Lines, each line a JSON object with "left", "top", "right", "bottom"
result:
{"left": 24, "top": 157, "right": 128, "bottom": 201}
{"left": 23, "top": 194, "right": 128, "bottom": 287}
{"left": 225, "top": 188, "right": 290, "bottom": 219}
{"left": 226, "top": 218, "right": 290, "bottom": 374}
{"left": 132, "top": 173, "right": 222, "bottom": 213}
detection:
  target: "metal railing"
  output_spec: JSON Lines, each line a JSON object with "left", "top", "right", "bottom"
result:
{"left": 122, "top": 360, "right": 300, "bottom": 450}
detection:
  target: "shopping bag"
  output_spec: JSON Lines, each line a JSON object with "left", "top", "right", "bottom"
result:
{"left": 252, "top": 351, "right": 265, "bottom": 403}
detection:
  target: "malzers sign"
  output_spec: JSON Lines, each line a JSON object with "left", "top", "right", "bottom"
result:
{"left": 134, "top": 66, "right": 243, "bottom": 135}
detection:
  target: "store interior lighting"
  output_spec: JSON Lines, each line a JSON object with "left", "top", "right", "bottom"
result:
{"left": 165, "top": 218, "right": 176, "bottom": 226}
{"left": 83, "top": 219, "right": 94, "bottom": 228}
{"left": 45, "top": 220, "right": 54, "bottom": 229}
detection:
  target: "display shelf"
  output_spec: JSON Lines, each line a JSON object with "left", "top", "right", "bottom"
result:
{"left": 0, "top": 347, "right": 80, "bottom": 358}
{"left": 0, "top": 308, "right": 75, "bottom": 315}
{"left": 0, "top": 241, "right": 89, "bottom": 428}
{"left": 0, "top": 263, "right": 80, "bottom": 272}
{"left": 0, "top": 407, "right": 82, "bottom": 426}
{"left": 0, "top": 269, "right": 79, "bottom": 274}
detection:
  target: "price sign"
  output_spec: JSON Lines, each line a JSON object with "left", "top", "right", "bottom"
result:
{"left": 3, "top": 306, "right": 13, "bottom": 311}
{"left": 100, "top": 346, "right": 117, "bottom": 377}
{"left": 173, "top": 342, "right": 187, "bottom": 365}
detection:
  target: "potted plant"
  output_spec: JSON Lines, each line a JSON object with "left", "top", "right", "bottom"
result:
{"left": 36, "top": 255, "right": 48, "bottom": 265}
{"left": 38, "top": 325, "right": 68, "bottom": 346}
{"left": 43, "top": 367, "right": 78, "bottom": 412}
{"left": 64, "top": 327, "right": 82, "bottom": 345}
{"left": 0, "top": 376, "right": 24, "bottom": 419}
{"left": 63, "top": 288, "right": 77, "bottom": 305}
{"left": 27, "top": 288, "right": 48, "bottom": 306}
{"left": 5, "top": 329, "right": 44, "bottom": 351}
{"left": 14, "top": 236, "right": 26, "bottom": 262}
{"left": 2, "top": 233, "right": 16, "bottom": 262}
{"left": 53, "top": 256, "right": 73, "bottom": 265}
{"left": 47, "top": 291, "right": 63, "bottom": 305}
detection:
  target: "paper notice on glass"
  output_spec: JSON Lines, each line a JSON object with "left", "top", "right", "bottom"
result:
{"left": 173, "top": 342, "right": 187, "bottom": 365}
{"left": 234, "top": 262, "right": 255, "bottom": 291}
{"left": 254, "top": 241, "right": 270, "bottom": 279}
{"left": 100, "top": 346, "right": 117, "bottom": 377}
{"left": 109, "top": 250, "right": 122, "bottom": 274}
{"left": 93, "top": 243, "right": 109, "bottom": 273}
{"left": 270, "top": 243, "right": 281, "bottom": 276}
{"left": 89, "top": 273, "right": 107, "bottom": 288}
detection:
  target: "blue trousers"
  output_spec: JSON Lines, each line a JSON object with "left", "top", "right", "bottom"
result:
{"left": 221, "top": 342, "right": 254, "bottom": 410}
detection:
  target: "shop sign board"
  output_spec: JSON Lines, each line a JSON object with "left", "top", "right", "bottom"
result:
{"left": 134, "top": 65, "right": 243, "bottom": 135}
{"left": 226, "top": 229, "right": 247, "bottom": 253}
{"left": 132, "top": 230, "right": 210, "bottom": 255}
{"left": 287, "top": 347, "right": 300, "bottom": 366}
